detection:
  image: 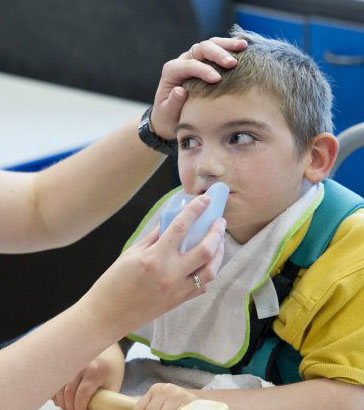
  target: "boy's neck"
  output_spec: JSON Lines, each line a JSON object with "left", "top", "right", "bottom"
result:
{"left": 228, "top": 222, "right": 267, "bottom": 245}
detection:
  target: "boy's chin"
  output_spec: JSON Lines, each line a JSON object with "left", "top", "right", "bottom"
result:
{"left": 222, "top": 213, "right": 241, "bottom": 231}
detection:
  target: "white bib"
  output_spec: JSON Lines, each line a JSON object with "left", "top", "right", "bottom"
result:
{"left": 128, "top": 182, "right": 324, "bottom": 367}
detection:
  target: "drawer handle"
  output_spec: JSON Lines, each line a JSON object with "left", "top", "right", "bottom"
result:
{"left": 324, "top": 50, "right": 364, "bottom": 66}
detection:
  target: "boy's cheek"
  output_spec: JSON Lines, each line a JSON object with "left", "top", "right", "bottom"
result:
{"left": 178, "top": 167, "right": 194, "bottom": 193}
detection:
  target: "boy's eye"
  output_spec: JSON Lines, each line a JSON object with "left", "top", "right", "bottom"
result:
{"left": 229, "top": 132, "right": 255, "bottom": 145}
{"left": 178, "top": 137, "right": 199, "bottom": 150}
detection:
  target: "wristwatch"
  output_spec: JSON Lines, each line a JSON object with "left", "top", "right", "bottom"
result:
{"left": 138, "top": 105, "right": 177, "bottom": 155}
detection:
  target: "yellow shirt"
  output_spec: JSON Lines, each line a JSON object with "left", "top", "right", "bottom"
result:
{"left": 273, "top": 209, "right": 364, "bottom": 385}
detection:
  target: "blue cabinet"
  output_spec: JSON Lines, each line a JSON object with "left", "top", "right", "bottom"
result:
{"left": 236, "top": 6, "right": 306, "bottom": 50}
{"left": 308, "top": 19, "right": 364, "bottom": 134}
{"left": 235, "top": 5, "right": 364, "bottom": 135}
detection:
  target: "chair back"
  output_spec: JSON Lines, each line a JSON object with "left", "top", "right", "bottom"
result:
{"left": 332, "top": 123, "right": 364, "bottom": 196}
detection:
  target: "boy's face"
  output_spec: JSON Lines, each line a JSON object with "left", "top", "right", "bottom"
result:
{"left": 177, "top": 87, "right": 312, "bottom": 244}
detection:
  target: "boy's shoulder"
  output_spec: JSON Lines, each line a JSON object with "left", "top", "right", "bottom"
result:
{"left": 278, "top": 179, "right": 364, "bottom": 311}
{"left": 275, "top": 201, "right": 364, "bottom": 352}
{"left": 290, "top": 207, "right": 364, "bottom": 305}
{"left": 329, "top": 208, "right": 364, "bottom": 251}
{"left": 317, "top": 179, "right": 364, "bottom": 252}
{"left": 290, "top": 179, "right": 364, "bottom": 269}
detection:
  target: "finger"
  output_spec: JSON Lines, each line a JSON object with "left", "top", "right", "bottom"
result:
{"left": 51, "top": 395, "right": 59, "bottom": 408}
{"left": 209, "top": 37, "right": 248, "bottom": 51}
{"left": 74, "top": 379, "right": 103, "bottom": 410}
{"left": 158, "top": 195, "right": 210, "bottom": 251}
{"left": 187, "top": 40, "right": 238, "bottom": 68}
{"left": 183, "top": 217, "right": 226, "bottom": 274}
{"left": 181, "top": 38, "right": 247, "bottom": 63}
{"left": 201, "top": 228, "right": 225, "bottom": 281}
{"left": 136, "top": 225, "right": 160, "bottom": 249}
{"left": 135, "top": 391, "right": 152, "bottom": 410}
{"left": 54, "top": 389, "right": 66, "bottom": 409}
{"left": 192, "top": 235, "right": 225, "bottom": 290}
{"left": 159, "top": 86, "right": 187, "bottom": 122}
{"left": 163, "top": 398, "right": 191, "bottom": 410}
{"left": 64, "top": 374, "right": 83, "bottom": 410}
{"left": 143, "top": 393, "right": 165, "bottom": 410}
{"left": 184, "top": 234, "right": 225, "bottom": 300}
{"left": 159, "top": 384, "right": 194, "bottom": 410}
{"left": 160, "top": 59, "right": 221, "bottom": 92}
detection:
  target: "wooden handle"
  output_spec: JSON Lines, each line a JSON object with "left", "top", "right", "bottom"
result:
{"left": 181, "top": 399, "right": 229, "bottom": 410}
{"left": 88, "top": 389, "right": 229, "bottom": 410}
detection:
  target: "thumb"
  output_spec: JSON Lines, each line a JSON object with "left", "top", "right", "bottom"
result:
{"left": 165, "top": 86, "right": 187, "bottom": 122}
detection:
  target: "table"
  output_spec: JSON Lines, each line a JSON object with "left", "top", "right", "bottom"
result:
{"left": 0, "top": 72, "right": 148, "bottom": 168}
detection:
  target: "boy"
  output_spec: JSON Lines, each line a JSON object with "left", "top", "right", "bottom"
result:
{"left": 56, "top": 28, "right": 364, "bottom": 410}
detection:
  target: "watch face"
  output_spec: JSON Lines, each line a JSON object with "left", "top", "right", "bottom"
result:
{"left": 141, "top": 117, "right": 149, "bottom": 127}
{"left": 139, "top": 118, "right": 148, "bottom": 132}
{"left": 139, "top": 106, "right": 152, "bottom": 132}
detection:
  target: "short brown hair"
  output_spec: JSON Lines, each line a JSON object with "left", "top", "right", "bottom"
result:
{"left": 184, "top": 26, "right": 333, "bottom": 156}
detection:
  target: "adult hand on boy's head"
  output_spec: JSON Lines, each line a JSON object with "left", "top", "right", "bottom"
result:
{"left": 151, "top": 37, "right": 248, "bottom": 140}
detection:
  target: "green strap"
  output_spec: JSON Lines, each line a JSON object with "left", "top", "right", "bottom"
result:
{"left": 275, "top": 342, "right": 302, "bottom": 384}
{"left": 161, "top": 357, "right": 230, "bottom": 375}
{"left": 291, "top": 179, "right": 364, "bottom": 268}
{"left": 238, "top": 180, "right": 364, "bottom": 384}
{"left": 240, "top": 337, "right": 281, "bottom": 380}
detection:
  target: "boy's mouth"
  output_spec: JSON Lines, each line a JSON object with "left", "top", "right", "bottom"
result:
{"left": 197, "top": 185, "right": 234, "bottom": 195}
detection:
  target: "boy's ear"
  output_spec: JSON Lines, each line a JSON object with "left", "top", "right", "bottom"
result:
{"left": 304, "top": 132, "right": 339, "bottom": 183}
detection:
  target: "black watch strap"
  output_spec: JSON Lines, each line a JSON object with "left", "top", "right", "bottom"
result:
{"left": 138, "top": 105, "right": 177, "bottom": 155}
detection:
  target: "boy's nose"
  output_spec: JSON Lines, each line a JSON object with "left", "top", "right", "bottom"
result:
{"left": 196, "top": 151, "right": 226, "bottom": 179}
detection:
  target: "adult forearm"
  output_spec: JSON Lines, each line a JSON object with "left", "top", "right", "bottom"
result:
{"left": 194, "top": 379, "right": 364, "bottom": 410}
{"left": 1, "top": 37, "right": 246, "bottom": 253}
{"left": 35, "top": 117, "right": 165, "bottom": 249}
{"left": 0, "top": 301, "right": 121, "bottom": 410}
{"left": 0, "top": 194, "right": 225, "bottom": 410}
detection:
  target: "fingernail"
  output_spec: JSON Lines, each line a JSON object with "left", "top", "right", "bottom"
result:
{"left": 207, "top": 71, "right": 220, "bottom": 81}
{"left": 174, "top": 88, "right": 185, "bottom": 98}
{"left": 199, "top": 194, "right": 210, "bottom": 205}
{"left": 241, "top": 39, "right": 248, "bottom": 48}
{"left": 219, "top": 218, "right": 227, "bottom": 230}
{"left": 223, "top": 55, "right": 236, "bottom": 64}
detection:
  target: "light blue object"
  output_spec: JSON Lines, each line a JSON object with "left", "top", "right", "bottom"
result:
{"left": 160, "top": 182, "right": 229, "bottom": 252}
